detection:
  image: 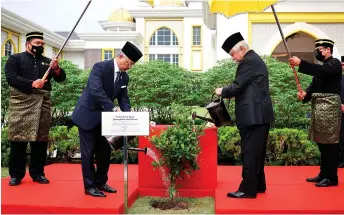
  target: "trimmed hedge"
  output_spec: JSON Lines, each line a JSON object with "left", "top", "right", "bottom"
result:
{"left": 218, "top": 126, "right": 320, "bottom": 166}
{"left": 1, "top": 126, "right": 320, "bottom": 167}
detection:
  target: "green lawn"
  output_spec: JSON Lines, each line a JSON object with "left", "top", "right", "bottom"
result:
{"left": 2, "top": 167, "right": 9, "bottom": 178}
{"left": 193, "top": 107, "right": 207, "bottom": 117}
{"left": 128, "top": 196, "right": 214, "bottom": 214}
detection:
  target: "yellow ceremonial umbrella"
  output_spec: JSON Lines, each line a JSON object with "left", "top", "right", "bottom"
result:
{"left": 207, "top": 0, "right": 303, "bottom": 93}
{"left": 208, "top": 0, "right": 280, "bottom": 18}
{"left": 142, "top": 0, "right": 155, "bottom": 7}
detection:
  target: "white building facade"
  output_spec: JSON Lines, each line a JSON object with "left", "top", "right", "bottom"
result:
{"left": 203, "top": 0, "right": 344, "bottom": 63}
{"left": 1, "top": 0, "right": 344, "bottom": 72}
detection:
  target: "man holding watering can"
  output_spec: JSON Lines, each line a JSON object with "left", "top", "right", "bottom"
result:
{"left": 215, "top": 32, "right": 274, "bottom": 198}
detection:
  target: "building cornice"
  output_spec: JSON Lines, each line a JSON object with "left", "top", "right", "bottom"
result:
{"left": 1, "top": 7, "right": 67, "bottom": 47}
{"left": 77, "top": 32, "right": 144, "bottom": 45}
{"left": 63, "top": 40, "right": 86, "bottom": 51}
{"left": 129, "top": 8, "right": 202, "bottom": 18}
{"left": 1, "top": 7, "right": 86, "bottom": 50}
{"left": 98, "top": 21, "right": 136, "bottom": 31}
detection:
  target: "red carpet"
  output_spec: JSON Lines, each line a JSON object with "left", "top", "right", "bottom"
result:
{"left": 1, "top": 164, "right": 344, "bottom": 214}
{"left": 216, "top": 166, "right": 344, "bottom": 214}
{"left": 1, "top": 164, "right": 139, "bottom": 214}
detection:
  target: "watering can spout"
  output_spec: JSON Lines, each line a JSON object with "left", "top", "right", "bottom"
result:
{"left": 125, "top": 147, "right": 148, "bottom": 155}
{"left": 192, "top": 111, "right": 215, "bottom": 123}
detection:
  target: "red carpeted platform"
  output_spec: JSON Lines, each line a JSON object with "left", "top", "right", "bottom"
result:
{"left": 1, "top": 164, "right": 139, "bottom": 214}
{"left": 216, "top": 166, "right": 344, "bottom": 214}
{"left": 2, "top": 164, "right": 344, "bottom": 214}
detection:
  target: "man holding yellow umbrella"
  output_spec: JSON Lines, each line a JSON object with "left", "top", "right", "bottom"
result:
{"left": 289, "top": 39, "right": 342, "bottom": 187}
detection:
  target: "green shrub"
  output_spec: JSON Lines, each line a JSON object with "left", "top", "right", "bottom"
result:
{"left": 217, "top": 126, "right": 240, "bottom": 165}
{"left": 150, "top": 104, "right": 204, "bottom": 199}
{"left": 48, "top": 125, "right": 138, "bottom": 164}
{"left": 50, "top": 60, "right": 90, "bottom": 127}
{"left": 267, "top": 128, "right": 320, "bottom": 165}
{"left": 48, "top": 126, "right": 80, "bottom": 162}
{"left": 217, "top": 126, "right": 320, "bottom": 166}
{"left": 1, "top": 127, "right": 11, "bottom": 167}
{"left": 1, "top": 56, "right": 10, "bottom": 125}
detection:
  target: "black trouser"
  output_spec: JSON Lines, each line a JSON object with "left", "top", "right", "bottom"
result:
{"left": 9, "top": 141, "right": 48, "bottom": 180}
{"left": 238, "top": 124, "right": 270, "bottom": 196}
{"left": 78, "top": 125, "right": 111, "bottom": 189}
{"left": 317, "top": 143, "right": 338, "bottom": 182}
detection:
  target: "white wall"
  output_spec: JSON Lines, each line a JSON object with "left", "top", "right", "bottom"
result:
{"left": 44, "top": 44, "right": 53, "bottom": 58}
{"left": 20, "top": 34, "right": 26, "bottom": 52}
{"left": 63, "top": 51, "right": 85, "bottom": 69}
{"left": 84, "top": 41, "right": 137, "bottom": 49}
{"left": 182, "top": 17, "right": 215, "bottom": 72}
{"left": 267, "top": 0, "right": 344, "bottom": 12}
{"left": 202, "top": 29, "right": 216, "bottom": 71}
{"left": 183, "top": 17, "right": 200, "bottom": 71}
{"left": 135, "top": 17, "right": 145, "bottom": 63}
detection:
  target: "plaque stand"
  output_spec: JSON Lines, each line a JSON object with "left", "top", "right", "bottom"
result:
{"left": 123, "top": 136, "right": 128, "bottom": 214}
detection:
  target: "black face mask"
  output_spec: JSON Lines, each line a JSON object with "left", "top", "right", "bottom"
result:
{"left": 30, "top": 44, "right": 44, "bottom": 56}
{"left": 314, "top": 49, "right": 325, "bottom": 62}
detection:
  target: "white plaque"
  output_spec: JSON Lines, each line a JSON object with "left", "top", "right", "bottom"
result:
{"left": 101, "top": 112, "right": 150, "bottom": 136}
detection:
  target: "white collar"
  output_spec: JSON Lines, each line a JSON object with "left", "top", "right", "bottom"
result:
{"left": 114, "top": 59, "right": 120, "bottom": 72}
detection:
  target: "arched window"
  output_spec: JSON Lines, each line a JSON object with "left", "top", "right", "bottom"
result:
{"left": 271, "top": 31, "right": 316, "bottom": 63}
{"left": 149, "top": 27, "right": 178, "bottom": 46}
{"left": 4, "top": 40, "right": 14, "bottom": 56}
{"left": 149, "top": 27, "right": 179, "bottom": 65}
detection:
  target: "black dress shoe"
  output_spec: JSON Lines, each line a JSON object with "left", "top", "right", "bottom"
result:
{"left": 32, "top": 176, "right": 50, "bottom": 184}
{"left": 98, "top": 184, "right": 117, "bottom": 193}
{"left": 9, "top": 178, "right": 21, "bottom": 186}
{"left": 306, "top": 175, "right": 323, "bottom": 183}
{"left": 338, "top": 162, "right": 344, "bottom": 168}
{"left": 85, "top": 188, "right": 106, "bottom": 197}
{"left": 315, "top": 178, "right": 338, "bottom": 187}
{"left": 227, "top": 191, "right": 256, "bottom": 198}
{"left": 257, "top": 189, "right": 266, "bottom": 193}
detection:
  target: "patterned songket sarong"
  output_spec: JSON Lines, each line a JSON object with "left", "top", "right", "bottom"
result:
{"left": 8, "top": 87, "right": 51, "bottom": 142}
{"left": 309, "top": 93, "right": 341, "bottom": 144}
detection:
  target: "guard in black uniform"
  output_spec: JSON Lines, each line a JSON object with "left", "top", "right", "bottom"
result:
{"left": 289, "top": 39, "right": 342, "bottom": 187}
{"left": 338, "top": 56, "right": 344, "bottom": 168}
{"left": 5, "top": 31, "right": 66, "bottom": 186}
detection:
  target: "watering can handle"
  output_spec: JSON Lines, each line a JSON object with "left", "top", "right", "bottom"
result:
{"left": 211, "top": 93, "right": 222, "bottom": 103}
{"left": 210, "top": 93, "right": 230, "bottom": 109}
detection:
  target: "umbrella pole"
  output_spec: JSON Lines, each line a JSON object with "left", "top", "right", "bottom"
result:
{"left": 42, "top": 0, "right": 92, "bottom": 81}
{"left": 271, "top": 5, "right": 303, "bottom": 93}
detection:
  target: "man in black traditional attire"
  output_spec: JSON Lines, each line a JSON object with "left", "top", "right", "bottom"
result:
{"left": 338, "top": 56, "right": 344, "bottom": 168}
{"left": 215, "top": 32, "right": 274, "bottom": 198}
{"left": 5, "top": 31, "right": 66, "bottom": 186}
{"left": 289, "top": 39, "right": 342, "bottom": 187}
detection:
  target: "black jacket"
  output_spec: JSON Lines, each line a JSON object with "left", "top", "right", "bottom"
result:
{"left": 221, "top": 50, "right": 274, "bottom": 128}
{"left": 72, "top": 58, "right": 131, "bottom": 131}
{"left": 300, "top": 56, "right": 342, "bottom": 103}
{"left": 5, "top": 51, "right": 66, "bottom": 94}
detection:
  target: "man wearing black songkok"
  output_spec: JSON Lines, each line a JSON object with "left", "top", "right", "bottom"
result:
{"left": 5, "top": 31, "right": 66, "bottom": 186}
{"left": 289, "top": 39, "right": 342, "bottom": 187}
{"left": 72, "top": 41, "right": 143, "bottom": 197}
{"left": 215, "top": 32, "right": 274, "bottom": 198}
